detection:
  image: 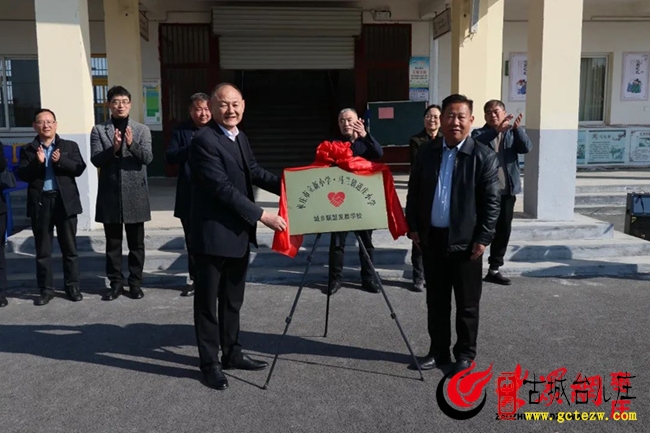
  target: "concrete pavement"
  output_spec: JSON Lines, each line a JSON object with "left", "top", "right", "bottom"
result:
{"left": 0, "top": 276, "right": 648, "bottom": 432}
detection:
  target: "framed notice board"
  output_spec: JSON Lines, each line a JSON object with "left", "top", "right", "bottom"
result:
{"left": 367, "top": 100, "right": 427, "bottom": 146}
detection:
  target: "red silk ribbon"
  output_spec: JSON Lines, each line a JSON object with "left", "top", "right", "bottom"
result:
{"left": 272, "top": 140, "right": 409, "bottom": 258}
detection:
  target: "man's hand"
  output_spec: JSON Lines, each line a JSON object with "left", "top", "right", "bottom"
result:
{"left": 408, "top": 231, "right": 421, "bottom": 251}
{"left": 352, "top": 118, "right": 367, "bottom": 138}
{"left": 37, "top": 146, "right": 46, "bottom": 164}
{"left": 113, "top": 130, "right": 122, "bottom": 153}
{"left": 51, "top": 149, "right": 61, "bottom": 163}
{"left": 125, "top": 126, "right": 133, "bottom": 147}
{"left": 495, "top": 114, "right": 514, "bottom": 133}
{"left": 512, "top": 113, "right": 523, "bottom": 130}
{"left": 260, "top": 211, "right": 287, "bottom": 232}
{"left": 470, "top": 242, "right": 486, "bottom": 260}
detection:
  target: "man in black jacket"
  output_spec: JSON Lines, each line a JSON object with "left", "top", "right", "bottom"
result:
{"left": 472, "top": 100, "right": 532, "bottom": 285}
{"left": 17, "top": 109, "right": 87, "bottom": 306}
{"left": 327, "top": 108, "right": 383, "bottom": 296}
{"left": 166, "top": 92, "right": 211, "bottom": 297}
{"left": 189, "top": 83, "right": 286, "bottom": 391}
{"left": 406, "top": 94, "right": 500, "bottom": 374}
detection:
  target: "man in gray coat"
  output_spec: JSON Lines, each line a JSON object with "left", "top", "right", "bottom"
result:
{"left": 90, "top": 86, "right": 153, "bottom": 301}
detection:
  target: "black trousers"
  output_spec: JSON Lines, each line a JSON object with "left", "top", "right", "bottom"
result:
{"left": 411, "top": 241, "right": 424, "bottom": 283}
{"left": 328, "top": 230, "right": 375, "bottom": 283}
{"left": 31, "top": 191, "right": 79, "bottom": 294}
{"left": 180, "top": 217, "right": 197, "bottom": 281}
{"left": 489, "top": 195, "right": 516, "bottom": 269}
{"left": 194, "top": 251, "right": 249, "bottom": 372}
{"left": 422, "top": 227, "right": 483, "bottom": 361}
{"left": 0, "top": 212, "right": 6, "bottom": 295}
{"left": 103, "top": 222, "right": 145, "bottom": 289}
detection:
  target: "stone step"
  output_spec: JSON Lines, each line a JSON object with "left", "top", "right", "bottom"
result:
{"left": 574, "top": 193, "right": 627, "bottom": 206}
{"left": 6, "top": 254, "right": 650, "bottom": 291}
{"left": 575, "top": 184, "right": 650, "bottom": 194}
{"left": 7, "top": 232, "right": 649, "bottom": 285}
{"left": 575, "top": 204, "right": 626, "bottom": 216}
{"left": 5, "top": 214, "right": 615, "bottom": 254}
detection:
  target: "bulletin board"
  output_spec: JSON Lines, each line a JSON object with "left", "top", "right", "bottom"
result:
{"left": 366, "top": 100, "right": 427, "bottom": 146}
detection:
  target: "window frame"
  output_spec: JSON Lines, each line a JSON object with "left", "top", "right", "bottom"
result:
{"left": 579, "top": 53, "right": 611, "bottom": 126}
{"left": 0, "top": 55, "right": 41, "bottom": 131}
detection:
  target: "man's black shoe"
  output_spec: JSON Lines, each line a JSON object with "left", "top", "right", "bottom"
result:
{"left": 451, "top": 359, "right": 473, "bottom": 377}
{"left": 34, "top": 292, "right": 54, "bottom": 306}
{"left": 65, "top": 287, "right": 83, "bottom": 302}
{"left": 223, "top": 354, "right": 268, "bottom": 371}
{"left": 484, "top": 271, "right": 512, "bottom": 286}
{"left": 410, "top": 355, "right": 452, "bottom": 371}
{"left": 410, "top": 280, "right": 424, "bottom": 293}
{"left": 130, "top": 286, "right": 144, "bottom": 300}
{"left": 102, "top": 284, "right": 123, "bottom": 301}
{"left": 204, "top": 366, "right": 228, "bottom": 391}
{"left": 362, "top": 280, "right": 381, "bottom": 293}
{"left": 181, "top": 282, "right": 195, "bottom": 297}
{"left": 324, "top": 280, "right": 341, "bottom": 296}
{"left": 0, "top": 296, "right": 8, "bottom": 308}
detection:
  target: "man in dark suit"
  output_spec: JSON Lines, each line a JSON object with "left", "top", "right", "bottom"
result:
{"left": 472, "top": 100, "right": 532, "bottom": 286}
{"left": 189, "top": 83, "right": 286, "bottom": 391}
{"left": 327, "top": 108, "right": 383, "bottom": 296}
{"left": 166, "top": 92, "right": 211, "bottom": 297}
{"left": 408, "top": 104, "right": 442, "bottom": 293}
{"left": 406, "top": 94, "right": 500, "bottom": 375}
{"left": 17, "top": 109, "right": 87, "bottom": 306}
{"left": 0, "top": 146, "right": 8, "bottom": 308}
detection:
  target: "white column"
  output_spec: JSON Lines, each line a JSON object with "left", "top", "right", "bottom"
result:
{"left": 34, "top": 0, "right": 97, "bottom": 230}
{"left": 104, "top": 0, "right": 144, "bottom": 123}
{"left": 523, "top": 0, "right": 583, "bottom": 220}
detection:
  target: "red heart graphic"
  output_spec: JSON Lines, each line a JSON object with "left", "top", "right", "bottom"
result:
{"left": 328, "top": 192, "right": 346, "bottom": 207}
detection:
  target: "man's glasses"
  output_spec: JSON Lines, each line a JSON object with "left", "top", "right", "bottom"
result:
{"left": 35, "top": 121, "right": 56, "bottom": 126}
{"left": 424, "top": 115, "right": 440, "bottom": 120}
{"left": 110, "top": 100, "right": 131, "bottom": 107}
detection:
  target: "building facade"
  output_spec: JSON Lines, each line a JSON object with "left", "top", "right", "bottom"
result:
{"left": 0, "top": 0, "right": 649, "bottom": 228}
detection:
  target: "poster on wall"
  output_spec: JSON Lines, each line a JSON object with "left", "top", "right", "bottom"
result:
{"left": 629, "top": 130, "right": 650, "bottom": 163}
{"left": 409, "top": 57, "right": 430, "bottom": 89}
{"left": 621, "top": 52, "right": 649, "bottom": 101}
{"left": 143, "top": 79, "right": 162, "bottom": 126}
{"left": 509, "top": 53, "right": 527, "bottom": 102}
{"left": 577, "top": 129, "right": 587, "bottom": 165}
{"left": 587, "top": 129, "right": 627, "bottom": 164}
{"left": 409, "top": 88, "right": 429, "bottom": 102}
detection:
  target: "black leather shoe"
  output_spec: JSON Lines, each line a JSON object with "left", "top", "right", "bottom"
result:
{"left": 0, "top": 296, "right": 8, "bottom": 308}
{"left": 410, "top": 355, "right": 452, "bottom": 371}
{"left": 130, "top": 286, "right": 144, "bottom": 300}
{"left": 102, "top": 285, "right": 123, "bottom": 301}
{"left": 410, "top": 280, "right": 424, "bottom": 293}
{"left": 65, "top": 287, "right": 83, "bottom": 302}
{"left": 34, "top": 292, "right": 54, "bottom": 306}
{"left": 181, "top": 283, "right": 195, "bottom": 297}
{"left": 484, "top": 271, "right": 512, "bottom": 286}
{"left": 223, "top": 354, "right": 268, "bottom": 371}
{"left": 204, "top": 366, "right": 228, "bottom": 391}
{"left": 324, "top": 280, "right": 341, "bottom": 296}
{"left": 451, "top": 359, "right": 473, "bottom": 377}
{"left": 362, "top": 280, "right": 381, "bottom": 293}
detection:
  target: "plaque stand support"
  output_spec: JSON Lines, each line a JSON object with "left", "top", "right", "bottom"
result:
{"left": 263, "top": 232, "right": 424, "bottom": 389}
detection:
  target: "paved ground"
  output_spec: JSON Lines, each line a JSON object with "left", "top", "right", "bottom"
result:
{"left": 0, "top": 276, "right": 648, "bottom": 432}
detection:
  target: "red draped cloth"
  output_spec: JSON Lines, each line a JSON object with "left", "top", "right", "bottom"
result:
{"left": 272, "top": 140, "right": 409, "bottom": 258}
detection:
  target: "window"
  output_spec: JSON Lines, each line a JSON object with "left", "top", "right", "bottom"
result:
{"left": 0, "top": 57, "right": 41, "bottom": 128}
{"left": 579, "top": 56, "right": 608, "bottom": 123}
{"left": 92, "top": 55, "right": 109, "bottom": 124}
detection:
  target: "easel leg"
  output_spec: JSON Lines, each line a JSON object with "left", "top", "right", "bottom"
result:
{"left": 324, "top": 275, "right": 332, "bottom": 338}
{"left": 355, "top": 233, "right": 425, "bottom": 381}
{"left": 263, "top": 233, "right": 323, "bottom": 390}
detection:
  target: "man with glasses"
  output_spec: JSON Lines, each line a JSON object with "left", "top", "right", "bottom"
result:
{"left": 17, "top": 109, "right": 87, "bottom": 306}
{"left": 472, "top": 100, "right": 532, "bottom": 286}
{"left": 90, "top": 86, "right": 153, "bottom": 301}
